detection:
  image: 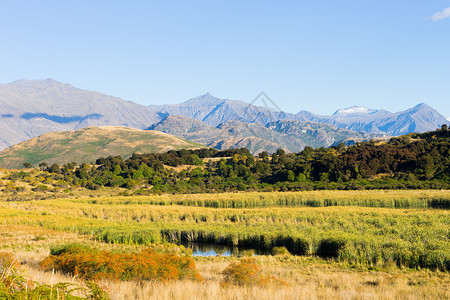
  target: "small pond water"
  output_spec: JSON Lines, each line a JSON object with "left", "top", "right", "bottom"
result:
{"left": 177, "top": 242, "right": 270, "bottom": 257}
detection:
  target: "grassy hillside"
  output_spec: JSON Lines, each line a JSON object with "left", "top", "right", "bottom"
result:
{"left": 0, "top": 126, "right": 204, "bottom": 169}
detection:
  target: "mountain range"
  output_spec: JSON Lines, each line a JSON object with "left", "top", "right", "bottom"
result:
{"left": 149, "top": 93, "right": 447, "bottom": 136}
{"left": 148, "top": 115, "right": 371, "bottom": 154}
{"left": 0, "top": 79, "right": 160, "bottom": 150}
{"left": 0, "top": 79, "right": 447, "bottom": 155}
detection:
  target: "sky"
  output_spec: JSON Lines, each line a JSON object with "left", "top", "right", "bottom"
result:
{"left": 1, "top": 1, "right": 450, "bottom": 118}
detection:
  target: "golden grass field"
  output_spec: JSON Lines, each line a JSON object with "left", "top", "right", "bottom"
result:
{"left": 0, "top": 169, "right": 449, "bottom": 299}
{"left": 1, "top": 224, "right": 448, "bottom": 299}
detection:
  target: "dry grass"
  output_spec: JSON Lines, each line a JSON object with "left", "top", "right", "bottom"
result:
{"left": 1, "top": 186, "right": 449, "bottom": 299}
{"left": 98, "top": 257, "right": 450, "bottom": 300}
{"left": 0, "top": 225, "right": 91, "bottom": 252}
{"left": 1, "top": 225, "right": 448, "bottom": 299}
{"left": 20, "top": 256, "right": 449, "bottom": 300}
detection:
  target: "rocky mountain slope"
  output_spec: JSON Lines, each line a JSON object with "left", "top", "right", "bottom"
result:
{"left": 296, "top": 103, "right": 448, "bottom": 135}
{"left": 149, "top": 93, "right": 296, "bottom": 126}
{"left": 0, "top": 126, "right": 203, "bottom": 169}
{"left": 1, "top": 79, "right": 447, "bottom": 155}
{"left": 0, "top": 79, "right": 160, "bottom": 150}
{"left": 148, "top": 115, "right": 370, "bottom": 154}
{"left": 150, "top": 94, "right": 447, "bottom": 136}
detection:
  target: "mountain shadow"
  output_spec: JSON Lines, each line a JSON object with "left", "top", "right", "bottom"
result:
{"left": 20, "top": 113, "right": 103, "bottom": 124}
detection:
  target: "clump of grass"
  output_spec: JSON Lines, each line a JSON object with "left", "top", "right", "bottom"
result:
{"left": 239, "top": 249, "right": 255, "bottom": 257}
{"left": 272, "top": 246, "right": 290, "bottom": 256}
{"left": 221, "top": 258, "right": 286, "bottom": 287}
{"left": 31, "top": 235, "right": 46, "bottom": 241}
{"left": 41, "top": 244, "right": 203, "bottom": 282}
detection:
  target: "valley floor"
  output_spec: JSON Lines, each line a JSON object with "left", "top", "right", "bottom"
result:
{"left": 0, "top": 188, "right": 449, "bottom": 299}
{"left": 1, "top": 225, "right": 449, "bottom": 299}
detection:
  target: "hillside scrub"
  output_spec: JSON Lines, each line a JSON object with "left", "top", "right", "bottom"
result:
{"left": 17, "top": 128, "right": 447, "bottom": 194}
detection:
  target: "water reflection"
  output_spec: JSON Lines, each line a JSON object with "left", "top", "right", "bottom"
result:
{"left": 178, "top": 242, "right": 269, "bottom": 257}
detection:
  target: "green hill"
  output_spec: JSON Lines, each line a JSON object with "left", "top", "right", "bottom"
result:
{"left": 0, "top": 126, "right": 204, "bottom": 169}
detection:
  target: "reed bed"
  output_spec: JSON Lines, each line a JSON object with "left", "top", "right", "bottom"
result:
{"left": 1, "top": 190, "right": 449, "bottom": 271}
{"left": 70, "top": 190, "right": 450, "bottom": 209}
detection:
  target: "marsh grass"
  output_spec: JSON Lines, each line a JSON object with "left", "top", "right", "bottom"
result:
{"left": 1, "top": 191, "right": 449, "bottom": 271}
{"left": 1, "top": 225, "right": 448, "bottom": 299}
{"left": 51, "top": 190, "right": 450, "bottom": 209}
{"left": 0, "top": 189, "right": 449, "bottom": 298}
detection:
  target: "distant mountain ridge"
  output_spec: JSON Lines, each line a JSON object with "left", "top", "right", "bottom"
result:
{"left": 0, "top": 79, "right": 160, "bottom": 150}
{"left": 149, "top": 94, "right": 447, "bottom": 136}
{"left": 0, "top": 79, "right": 447, "bottom": 155}
{"left": 148, "top": 93, "right": 297, "bottom": 126}
{"left": 148, "top": 115, "right": 372, "bottom": 154}
{"left": 296, "top": 103, "right": 447, "bottom": 136}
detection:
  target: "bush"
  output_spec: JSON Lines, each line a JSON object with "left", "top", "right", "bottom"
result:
{"left": 41, "top": 244, "right": 202, "bottom": 282}
{"left": 32, "top": 185, "right": 49, "bottom": 192}
{"left": 221, "top": 259, "right": 286, "bottom": 287}
{"left": 271, "top": 246, "right": 290, "bottom": 256}
{"left": 0, "top": 251, "right": 108, "bottom": 299}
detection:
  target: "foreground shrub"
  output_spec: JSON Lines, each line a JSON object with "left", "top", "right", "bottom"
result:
{"left": 41, "top": 244, "right": 202, "bottom": 282}
{"left": 0, "top": 251, "right": 108, "bottom": 299}
{"left": 221, "top": 259, "right": 286, "bottom": 287}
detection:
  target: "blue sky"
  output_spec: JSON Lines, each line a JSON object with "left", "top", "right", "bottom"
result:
{"left": 1, "top": 1, "right": 449, "bottom": 118}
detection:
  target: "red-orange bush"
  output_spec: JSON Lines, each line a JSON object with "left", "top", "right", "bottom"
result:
{"left": 40, "top": 244, "right": 202, "bottom": 282}
{"left": 221, "top": 258, "right": 286, "bottom": 287}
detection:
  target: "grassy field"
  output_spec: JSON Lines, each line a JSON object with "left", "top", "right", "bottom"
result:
{"left": 0, "top": 225, "right": 448, "bottom": 299}
{"left": 0, "top": 185, "right": 449, "bottom": 299}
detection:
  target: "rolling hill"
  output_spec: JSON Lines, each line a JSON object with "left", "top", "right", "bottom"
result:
{"left": 0, "top": 126, "right": 204, "bottom": 169}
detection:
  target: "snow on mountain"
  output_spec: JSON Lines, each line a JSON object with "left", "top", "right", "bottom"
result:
{"left": 333, "top": 106, "right": 374, "bottom": 115}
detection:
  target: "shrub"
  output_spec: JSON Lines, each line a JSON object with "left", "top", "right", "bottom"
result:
{"left": 0, "top": 251, "right": 110, "bottom": 299}
{"left": 32, "top": 184, "right": 49, "bottom": 192}
{"left": 221, "top": 258, "right": 286, "bottom": 287}
{"left": 271, "top": 246, "right": 290, "bottom": 256}
{"left": 41, "top": 244, "right": 202, "bottom": 282}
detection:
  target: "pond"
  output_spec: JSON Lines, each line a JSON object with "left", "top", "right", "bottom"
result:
{"left": 177, "top": 242, "right": 270, "bottom": 257}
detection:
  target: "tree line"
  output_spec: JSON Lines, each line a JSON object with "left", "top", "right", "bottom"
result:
{"left": 37, "top": 126, "right": 450, "bottom": 193}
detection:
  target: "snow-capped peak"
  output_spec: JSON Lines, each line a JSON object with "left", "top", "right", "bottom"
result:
{"left": 333, "top": 106, "right": 372, "bottom": 115}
